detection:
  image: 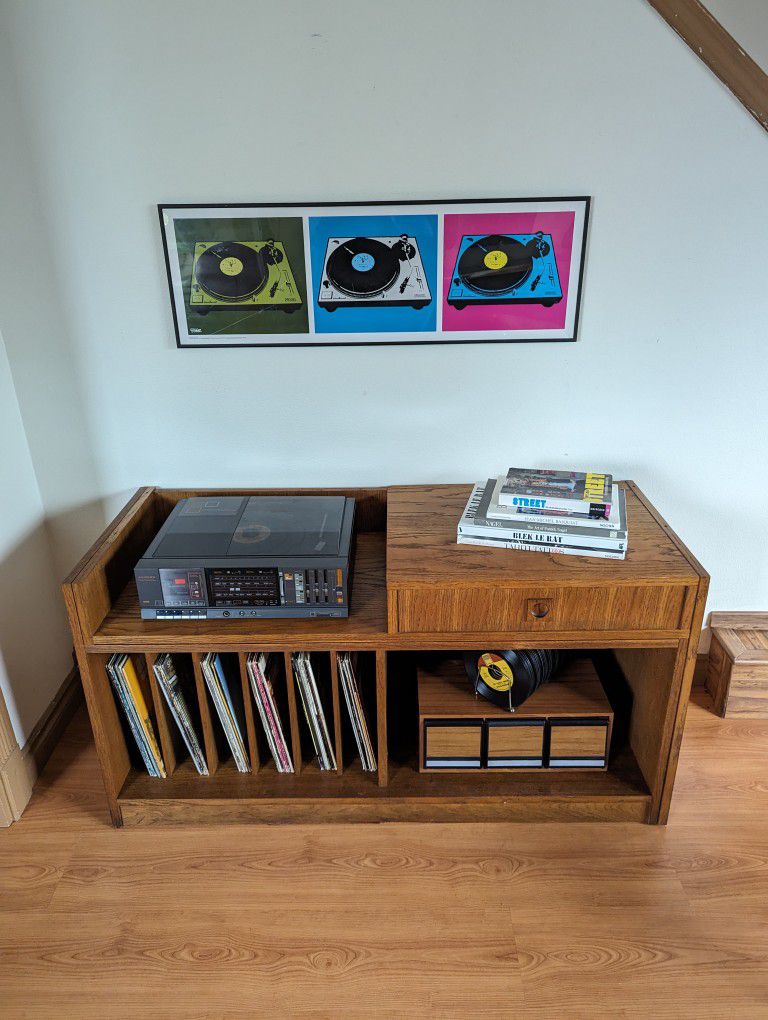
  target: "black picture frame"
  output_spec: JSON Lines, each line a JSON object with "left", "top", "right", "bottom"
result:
{"left": 159, "top": 196, "right": 591, "bottom": 349}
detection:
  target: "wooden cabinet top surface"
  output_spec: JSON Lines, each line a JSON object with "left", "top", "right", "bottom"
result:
{"left": 387, "top": 481, "right": 705, "bottom": 588}
{"left": 67, "top": 482, "right": 707, "bottom": 651}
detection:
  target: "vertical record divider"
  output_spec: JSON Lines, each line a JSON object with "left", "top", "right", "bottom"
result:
{"left": 144, "top": 653, "right": 177, "bottom": 776}
{"left": 192, "top": 653, "right": 219, "bottom": 775}
{"left": 283, "top": 652, "right": 303, "bottom": 774}
{"left": 328, "top": 649, "right": 344, "bottom": 773}
{"left": 237, "top": 652, "right": 260, "bottom": 775}
{"left": 376, "top": 649, "right": 389, "bottom": 787}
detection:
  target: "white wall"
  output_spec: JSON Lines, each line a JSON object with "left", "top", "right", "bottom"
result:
{"left": 0, "top": 12, "right": 105, "bottom": 579}
{"left": 1, "top": 0, "right": 767, "bottom": 641}
{"left": 0, "top": 331, "right": 74, "bottom": 744}
{"left": 0, "top": 16, "right": 106, "bottom": 742}
{"left": 705, "top": 0, "right": 768, "bottom": 73}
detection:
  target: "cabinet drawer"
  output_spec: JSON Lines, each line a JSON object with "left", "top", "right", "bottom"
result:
{"left": 424, "top": 722, "right": 482, "bottom": 768}
{"left": 549, "top": 720, "right": 609, "bottom": 767}
{"left": 487, "top": 720, "right": 544, "bottom": 768}
{"left": 394, "top": 584, "right": 688, "bottom": 634}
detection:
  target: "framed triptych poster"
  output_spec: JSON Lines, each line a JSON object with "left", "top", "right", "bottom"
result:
{"left": 159, "top": 197, "right": 590, "bottom": 348}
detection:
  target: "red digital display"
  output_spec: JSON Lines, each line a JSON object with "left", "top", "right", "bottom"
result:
{"left": 174, "top": 578, "right": 186, "bottom": 585}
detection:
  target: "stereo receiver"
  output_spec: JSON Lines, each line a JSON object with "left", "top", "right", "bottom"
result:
{"left": 134, "top": 495, "right": 355, "bottom": 620}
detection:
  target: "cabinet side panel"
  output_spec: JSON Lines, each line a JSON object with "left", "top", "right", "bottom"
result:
{"left": 705, "top": 634, "right": 732, "bottom": 717}
{"left": 656, "top": 577, "right": 709, "bottom": 823}
{"left": 80, "top": 652, "right": 130, "bottom": 825}
{"left": 612, "top": 645, "right": 680, "bottom": 804}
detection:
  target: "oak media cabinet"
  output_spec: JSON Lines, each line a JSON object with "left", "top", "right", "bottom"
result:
{"left": 62, "top": 483, "right": 708, "bottom": 827}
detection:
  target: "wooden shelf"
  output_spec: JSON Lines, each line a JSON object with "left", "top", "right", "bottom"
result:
{"left": 118, "top": 746, "right": 650, "bottom": 825}
{"left": 91, "top": 532, "right": 388, "bottom": 652}
{"left": 61, "top": 483, "right": 709, "bottom": 827}
{"left": 387, "top": 482, "right": 703, "bottom": 587}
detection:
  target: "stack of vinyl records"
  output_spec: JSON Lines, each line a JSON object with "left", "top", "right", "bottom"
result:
{"left": 457, "top": 468, "right": 628, "bottom": 560}
{"left": 107, "top": 653, "right": 166, "bottom": 777}
{"left": 246, "top": 653, "right": 294, "bottom": 773}
{"left": 337, "top": 653, "right": 377, "bottom": 772}
{"left": 464, "top": 649, "right": 562, "bottom": 711}
{"left": 201, "top": 652, "right": 250, "bottom": 773}
{"left": 292, "top": 652, "right": 337, "bottom": 771}
{"left": 152, "top": 653, "right": 208, "bottom": 775}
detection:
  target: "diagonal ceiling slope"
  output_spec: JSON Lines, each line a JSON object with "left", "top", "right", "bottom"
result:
{"left": 647, "top": 0, "right": 768, "bottom": 132}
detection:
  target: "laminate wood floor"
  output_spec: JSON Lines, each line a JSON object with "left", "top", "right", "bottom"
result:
{"left": 2, "top": 689, "right": 767, "bottom": 1018}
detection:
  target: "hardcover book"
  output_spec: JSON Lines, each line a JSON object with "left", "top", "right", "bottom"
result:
{"left": 459, "top": 480, "right": 627, "bottom": 548}
{"left": 499, "top": 468, "right": 612, "bottom": 517}
{"left": 457, "top": 533, "right": 626, "bottom": 560}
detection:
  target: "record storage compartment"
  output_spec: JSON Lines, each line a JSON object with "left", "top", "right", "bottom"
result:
{"left": 62, "top": 483, "right": 708, "bottom": 826}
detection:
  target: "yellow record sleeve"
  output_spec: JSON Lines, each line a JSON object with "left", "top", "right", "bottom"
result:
{"left": 121, "top": 656, "right": 167, "bottom": 778}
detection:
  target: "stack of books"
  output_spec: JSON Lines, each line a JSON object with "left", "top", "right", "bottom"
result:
{"left": 458, "top": 469, "right": 628, "bottom": 560}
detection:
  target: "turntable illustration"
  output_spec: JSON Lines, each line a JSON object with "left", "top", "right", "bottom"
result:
{"left": 447, "top": 231, "right": 562, "bottom": 309}
{"left": 318, "top": 235, "right": 432, "bottom": 311}
{"left": 189, "top": 240, "right": 302, "bottom": 313}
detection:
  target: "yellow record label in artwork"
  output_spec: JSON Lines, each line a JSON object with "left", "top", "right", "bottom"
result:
{"left": 483, "top": 249, "right": 508, "bottom": 271}
{"left": 477, "top": 652, "right": 514, "bottom": 692}
{"left": 220, "top": 256, "right": 244, "bottom": 277}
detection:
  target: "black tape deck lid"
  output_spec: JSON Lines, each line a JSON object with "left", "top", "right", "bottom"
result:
{"left": 150, "top": 496, "right": 349, "bottom": 560}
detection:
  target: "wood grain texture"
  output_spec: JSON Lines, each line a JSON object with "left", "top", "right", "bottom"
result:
{"left": 655, "top": 576, "right": 709, "bottom": 824}
{"left": 92, "top": 531, "right": 388, "bottom": 652}
{"left": 418, "top": 658, "right": 612, "bottom": 774}
{"left": 418, "top": 657, "right": 614, "bottom": 719}
{"left": 61, "top": 484, "right": 707, "bottom": 827}
{"left": 613, "top": 646, "right": 680, "bottom": 801}
{"left": 375, "top": 649, "right": 388, "bottom": 788}
{"left": 424, "top": 725, "right": 482, "bottom": 759}
{"left": 387, "top": 482, "right": 701, "bottom": 588}
{"left": 710, "top": 612, "right": 768, "bottom": 630}
{"left": 3, "top": 698, "right": 768, "bottom": 1017}
{"left": 549, "top": 725, "right": 608, "bottom": 759}
{"left": 393, "top": 582, "right": 689, "bottom": 634}
{"left": 487, "top": 723, "right": 543, "bottom": 759}
{"left": 706, "top": 621, "right": 768, "bottom": 718}
{"left": 646, "top": 0, "right": 768, "bottom": 132}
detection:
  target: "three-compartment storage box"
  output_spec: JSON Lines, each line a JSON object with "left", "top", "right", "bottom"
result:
{"left": 419, "top": 657, "right": 613, "bottom": 773}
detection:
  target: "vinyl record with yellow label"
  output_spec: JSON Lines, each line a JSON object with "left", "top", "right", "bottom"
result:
{"left": 477, "top": 652, "right": 514, "bottom": 692}
{"left": 464, "top": 648, "right": 562, "bottom": 711}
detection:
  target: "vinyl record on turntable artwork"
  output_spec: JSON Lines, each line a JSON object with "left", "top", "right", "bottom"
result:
{"left": 325, "top": 237, "right": 401, "bottom": 297}
{"left": 193, "top": 241, "right": 269, "bottom": 302}
{"left": 456, "top": 235, "right": 536, "bottom": 295}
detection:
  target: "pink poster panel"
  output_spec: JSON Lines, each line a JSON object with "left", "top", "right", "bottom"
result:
{"left": 442, "top": 210, "right": 576, "bottom": 333}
